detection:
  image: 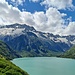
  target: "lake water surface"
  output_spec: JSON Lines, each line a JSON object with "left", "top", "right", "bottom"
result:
{"left": 12, "top": 57, "right": 75, "bottom": 75}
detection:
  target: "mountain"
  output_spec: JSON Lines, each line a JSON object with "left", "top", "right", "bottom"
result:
{"left": 0, "top": 40, "right": 21, "bottom": 60}
{"left": 62, "top": 45, "right": 75, "bottom": 59}
{"left": 0, "top": 23, "right": 75, "bottom": 56}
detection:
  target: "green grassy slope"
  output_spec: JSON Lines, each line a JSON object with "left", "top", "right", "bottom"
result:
{"left": 62, "top": 45, "right": 75, "bottom": 59}
{"left": 0, "top": 58, "right": 29, "bottom": 75}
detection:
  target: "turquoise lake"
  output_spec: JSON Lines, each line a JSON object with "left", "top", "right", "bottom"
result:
{"left": 12, "top": 57, "right": 75, "bottom": 75}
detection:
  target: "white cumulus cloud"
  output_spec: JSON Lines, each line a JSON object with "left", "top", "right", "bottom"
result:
{"left": 29, "top": 0, "right": 40, "bottom": 2}
{"left": 32, "top": 7, "right": 66, "bottom": 34}
{"left": 8, "top": 0, "right": 25, "bottom": 7}
{"left": 41, "top": 0, "right": 75, "bottom": 10}
{"left": 63, "top": 22, "right": 75, "bottom": 35}
{"left": 0, "top": 0, "right": 23, "bottom": 25}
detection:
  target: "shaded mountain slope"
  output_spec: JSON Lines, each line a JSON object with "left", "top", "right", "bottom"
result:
{"left": 0, "top": 41, "right": 21, "bottom": 60}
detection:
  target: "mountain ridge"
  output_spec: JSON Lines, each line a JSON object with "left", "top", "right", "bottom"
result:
{"left": 0, "top": 23, "right": 75, "bottom": 57}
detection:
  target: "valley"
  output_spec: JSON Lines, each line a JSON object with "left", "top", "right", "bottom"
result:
{"left": 0, "top": 0, "right": 75, "bottom": 75}
{"left": 0, "top": 23, "right": 75, "bottom": 75}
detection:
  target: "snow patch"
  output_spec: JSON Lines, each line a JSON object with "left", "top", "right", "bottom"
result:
{"left": 0, "top": 28, "right": 25, "bottom": 36}
{"left": 57, "top": 38, "right": 68, "bottom": 43}
{"left": 71, "top": 40, "right": 75, "bottom": 44}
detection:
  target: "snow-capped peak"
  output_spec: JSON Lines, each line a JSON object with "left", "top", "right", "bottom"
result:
{"left": 0, "top": 23, "right": 36, "bottom": 36}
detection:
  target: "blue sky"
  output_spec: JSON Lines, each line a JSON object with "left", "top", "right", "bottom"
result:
{"left": 6, "top": 0, "right": 45, "bottom": 12}
{"left": 0, "top": 0, "right": 75, "bottom": 35}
